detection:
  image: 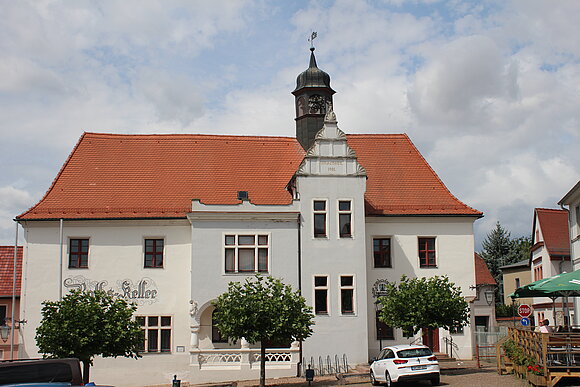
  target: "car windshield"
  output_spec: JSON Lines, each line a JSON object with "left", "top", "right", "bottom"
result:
{"left": 397, "top": 348, "right": 432, "bottom": 358}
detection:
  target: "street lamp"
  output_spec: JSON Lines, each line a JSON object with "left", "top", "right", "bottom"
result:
{"left": 484, "top": 290, "right": 494, "bottom": 306}
{"left": 0, "top": 325, "right": 9, "bottom": 341}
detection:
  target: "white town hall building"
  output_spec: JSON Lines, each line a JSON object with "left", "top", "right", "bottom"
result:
{"left": 15, "top": 48, "right": 483, "bottom": 386}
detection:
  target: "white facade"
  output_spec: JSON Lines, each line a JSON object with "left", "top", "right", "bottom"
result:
{"left": 17, "top": 113, "right": 481, "bottom": 386}
{"left": 559, "top": 181, "right": 580, "bottom": 326}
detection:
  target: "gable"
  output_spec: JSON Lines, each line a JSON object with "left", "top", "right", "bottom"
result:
{"left": 533, "top": 208, "right": 570, "bottom": 257}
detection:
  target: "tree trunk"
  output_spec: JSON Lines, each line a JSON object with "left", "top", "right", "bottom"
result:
{"left": 260, "top": 342, "right": 266, "bottom": 387}
{"left": 82, "top": 359, "right": 90, "bottom": 385}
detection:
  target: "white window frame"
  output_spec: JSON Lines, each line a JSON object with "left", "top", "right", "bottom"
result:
{"left": 313, "top": 275, "right": 330, "bottom": 316}
{"left": 313, "top": 199, "right": 328, "bottom": 239}
{"left": 143, "top": 236, "right": 166, "bottom": 269}
{"left": 338, "top": 274, "right": 356, "bottom": 316}
{"left": 222, "top": 233, "right": 270, "bottom": 274}
{"left": 337, "top": 199, "right": 353, "bottom": 238}
{"left": 137, "top": 315, "right": 173, "bottom": 354}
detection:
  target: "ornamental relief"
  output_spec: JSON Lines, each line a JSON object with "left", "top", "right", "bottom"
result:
{"left": 63, "top": 275, "right": 159, "bottom": 305}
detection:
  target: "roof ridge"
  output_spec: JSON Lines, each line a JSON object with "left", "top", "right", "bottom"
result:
{"left": 83, "top": 132, "right": 299, "bottom": 141}
{"left": 535, "top": 207, "right": 567, "bottom": 213}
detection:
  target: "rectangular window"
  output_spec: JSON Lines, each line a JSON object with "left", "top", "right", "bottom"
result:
{"left": 313, "top": 200, "right": 327, "bottom": 238}
{"left": 314, "top": 276, "right": 329, "bottom": 315}
{"left": 340, "top": 275, "right": 355, "bottom": 315}
{"left": 69, "top": 239, "right": 89, "bottom": 268}
{"left": 418, "top": 237, "right": 436, "bottom": 267}
{"left": 376, "top": 310, "right": 394, "bottom": 340}
{"left": 224, "top": 234, "right": 269, "bottom": 273}
{"left": 534, "top": 264, "right": 543, "bottom": 281}
{"left": 137, "top": 315, "right": 172, "bottom": 353}
{"left": 373, "top": 238, "right": 392, "bottom": 268}
{"left": 144, "top": 239, "right": 164, "bottom": 268}
{"left": 0, "top": 305, "right": 6, "bottom": 326}
{"left": 338, "top": 200, "right": 352, "bottom": 238}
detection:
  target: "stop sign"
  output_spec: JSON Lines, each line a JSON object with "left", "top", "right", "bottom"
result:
{"left": 518, "top": 304, "right": 532, "bottom": 318}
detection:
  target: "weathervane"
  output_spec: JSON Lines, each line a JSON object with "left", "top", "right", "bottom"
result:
{"left": 308, "top": 31, "right": 317, "bottom": 50}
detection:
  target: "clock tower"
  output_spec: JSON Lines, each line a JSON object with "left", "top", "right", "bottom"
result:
{"left": 293, "top": 47, "right": 336, "bottom": 150}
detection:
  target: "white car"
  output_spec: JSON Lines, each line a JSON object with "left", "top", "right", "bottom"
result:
{"left": 370, "top": 344, "right": 440, "bottom": 386}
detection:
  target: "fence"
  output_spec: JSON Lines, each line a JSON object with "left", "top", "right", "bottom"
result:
{"left": 474, "top": 326, "right": 508, "bottom": 365}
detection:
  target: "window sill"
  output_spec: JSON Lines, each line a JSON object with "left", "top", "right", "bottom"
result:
{"left": 374, "top": 266, "right": 393, "bottom": 269}
{"left": 68, "top": 267, "right": 88, "bottom": 269}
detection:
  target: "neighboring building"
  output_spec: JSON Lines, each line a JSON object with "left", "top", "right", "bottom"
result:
{"left": 472, "top": 253, "right": 497, "bottom": 332}
{"left": 0, "top": 246, "right": 23, "bottom": 360}
{"left": 500, "top": 259, "right": 532, "bottom": 306}
{"left": 15, "top": 49, "right": 482, "bottom": 386}
{"left": 529, "top": 208, "right": 571, "bottom": 326}
{"left": 559, "top": 180, "right": 580, "bottom": 325}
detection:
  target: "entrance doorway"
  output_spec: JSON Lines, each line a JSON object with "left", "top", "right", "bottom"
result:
{"left": 422, "top": 328, "right": 439, "bottom": 352}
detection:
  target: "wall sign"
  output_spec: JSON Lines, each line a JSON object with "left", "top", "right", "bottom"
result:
{"left": 63, "top": 276, "right": 159, "bottom": 305}
{"left": 372, "top": 279, "right": 389, "bottom": 299}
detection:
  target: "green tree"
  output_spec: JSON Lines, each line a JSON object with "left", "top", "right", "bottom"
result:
{"left": 35, "top": 290, "right": 143, "bottom": 384}
{"left": 378, "top": 275, "right": 469, "bottom": 335}
{"left": 479, "top": 221, "right": 532, "bottom": 303}
{"left": 480, "top": 221, "right": 513, "bottom": 282}
{"left": 213, "top": 275, "right": 314, "bottom": 387}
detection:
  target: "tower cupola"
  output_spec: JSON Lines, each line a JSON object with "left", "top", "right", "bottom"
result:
{"left": 293, "top": 47, "right": 336, "bottom": 150}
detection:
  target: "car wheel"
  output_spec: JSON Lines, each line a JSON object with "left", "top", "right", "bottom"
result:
{"left": 370, "top": 370, "right": 380, "bottom": 386}
{"left": 431, "top": 375, "right": 441, "bottom": 386}
{"left": 385, "top": 371, "right": 393, "bottom": 387}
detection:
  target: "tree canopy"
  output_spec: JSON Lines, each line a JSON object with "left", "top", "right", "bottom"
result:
{"left": 479, "top": 221, "right": 531, "bottom": 302}
{"left": 36, "top": 290, "right": 142, "bottom": 384}
{"left": 213, "top": 275, "right": 314, "bottom": 387}
{"left": 378, "top": 275, "right": 469, "bottom": 335}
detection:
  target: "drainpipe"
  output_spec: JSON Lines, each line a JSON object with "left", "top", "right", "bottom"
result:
{"left": 10, "top": 221, "right": 19, "bottom": 360}
{"left": 297, "top": 213, "right": 303, "bottom": 376}
{"left": 59, "top": 219, "right": 63, "bottom": 300}
{"left": 560, "top": 203, "right": 575, "bottom": 324}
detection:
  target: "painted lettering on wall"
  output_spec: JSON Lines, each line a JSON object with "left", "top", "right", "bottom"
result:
{"left": 63, "top": 276, "right": 159, "bottom": 305}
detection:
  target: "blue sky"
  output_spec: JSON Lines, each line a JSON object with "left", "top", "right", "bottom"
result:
{"left": 1, "top": 0, "right": 579, "bottom": 249}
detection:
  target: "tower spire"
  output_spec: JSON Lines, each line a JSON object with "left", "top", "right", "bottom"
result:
{"left": 292, "top": 34, "right": 336, "bottom": 151}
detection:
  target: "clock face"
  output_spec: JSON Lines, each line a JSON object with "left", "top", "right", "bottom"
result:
{"left": 308, "top": 94, "right": 326, "bottom": 114}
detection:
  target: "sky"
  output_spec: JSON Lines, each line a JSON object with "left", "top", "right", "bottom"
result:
{"left": 1, "top": 0, "right": 579, "bottom": 250}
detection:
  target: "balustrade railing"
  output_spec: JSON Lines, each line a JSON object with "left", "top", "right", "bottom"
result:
{"left": 192, "top": 346, "right": 299, "bottom": 370}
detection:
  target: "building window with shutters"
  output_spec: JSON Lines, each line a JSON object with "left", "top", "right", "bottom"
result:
{"left": 418, "top": 237, "right": 436, "bottom": 267}
{"left": 314, "top": 275, "right": 329, "bottom": 315}
{"left": 313, "top": 200, "right": 327, "bottom": 238}
{"left": 69, "top": 238, "right": 89, "bottom": 268}
{"left": 224, "top": 234, "right": 269, "bottom": 273}
{"left": 137, "top": 315, "right": 172, "bottom": 353}
{"left": 144, "top": 239, "right": 164, "bottom": 268}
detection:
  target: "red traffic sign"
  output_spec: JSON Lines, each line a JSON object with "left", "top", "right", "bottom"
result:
{"left": 518, "top": 304, "right": 532, "bottom": 318}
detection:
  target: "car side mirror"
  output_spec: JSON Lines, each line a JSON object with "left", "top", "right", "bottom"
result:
{"left": 369, "top": 357, "right": 376, "bottom": 365}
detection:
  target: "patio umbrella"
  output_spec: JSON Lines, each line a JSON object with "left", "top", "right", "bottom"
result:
{"left": 510, "top": 270, "right": 580, "bottom": 327}
{"left": 510, "top": 270, "right": 580, "bottom": 299}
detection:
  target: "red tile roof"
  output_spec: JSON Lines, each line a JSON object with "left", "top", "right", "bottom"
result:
{"left": 475, "top": 252, "right": 496, "bottom": 285}
{"left": 535, "top": 208, "right": 570, "bottom": 256}
{"left": 18, "top": 132, "right": 481, "bottom": 220}
{"left": 0, "top": 246, "right": 23, "bottom": 297}
{"left": 348, "top": 134, "right": 481, "bottom": 216}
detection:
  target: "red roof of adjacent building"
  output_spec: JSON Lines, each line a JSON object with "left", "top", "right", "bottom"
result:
{"left": 535, "top": 208, "right": 570, "bottom": 256}
{"left": 0, "top": 246, "right": 23, "bottom": 297}
{"left": 17, "top": 132, "right": 481, "bottom": 220}
{"left": 475, "top": 253, "right": 496, "bottom": 285}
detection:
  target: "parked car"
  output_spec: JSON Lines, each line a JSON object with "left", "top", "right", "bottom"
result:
{"left": 370, "top": 344, "right": 440, "bottom": 386}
